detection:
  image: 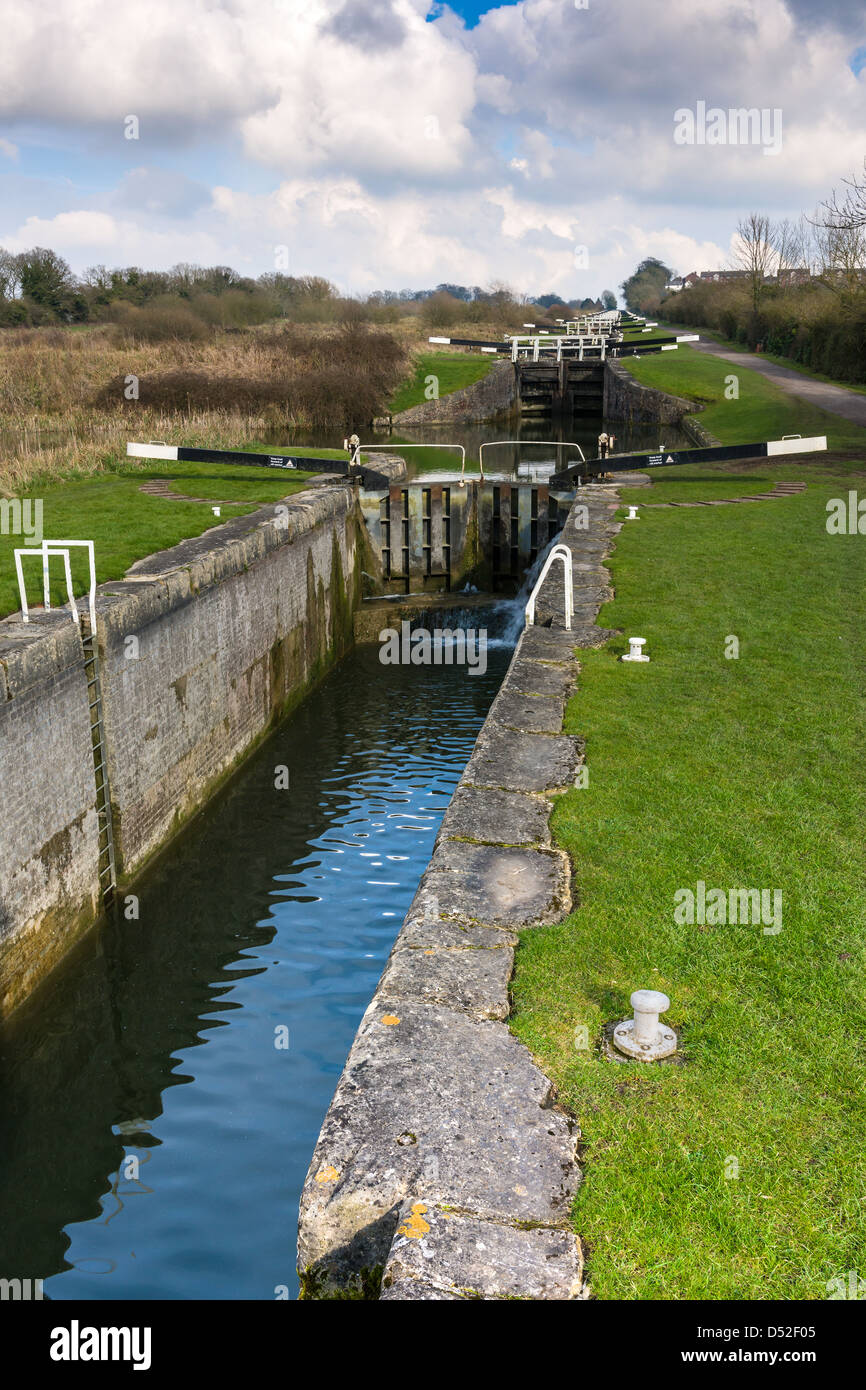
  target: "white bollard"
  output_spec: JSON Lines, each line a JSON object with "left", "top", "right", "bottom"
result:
{"left": 212, "top": 506, "right": 221, "bottom": 517}
{"left": 613, "top": 989, "right": 677, "bottom": 1061}
{"left": 621, "top": 636, "right": 649, "bottom": 662}
{"left": 626, "top": 506, "right": 639, "bottom": 520}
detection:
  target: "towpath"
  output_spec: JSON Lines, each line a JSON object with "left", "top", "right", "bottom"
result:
{"left": 690, "top": 338, "right": 866, "bottom": 427}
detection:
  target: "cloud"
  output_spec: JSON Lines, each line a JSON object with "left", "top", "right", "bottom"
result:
{"left": 0, "top": 0, "right": 862, "bottom": 292}
{"left": 0, "top": 137, "right": 18, "bottom": 159}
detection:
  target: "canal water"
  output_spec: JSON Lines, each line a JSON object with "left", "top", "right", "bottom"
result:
{"left": 0, "top": 640, "right": 513, "bottom": 1300}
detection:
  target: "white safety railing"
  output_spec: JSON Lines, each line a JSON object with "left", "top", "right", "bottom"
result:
{"left": 359, "top": 442, "right": 472, "bottom": 485}
{"left": 510, "top": 335, "right": 608, "bottom": 363}
{"left": 14, "top": 539, "right": 97, "bottom": 628}
{"left": 525, "top": 542, "right": 573, "bottom": 631}
{"left": 478, "top": 439, "right": 586, "bottom": 481}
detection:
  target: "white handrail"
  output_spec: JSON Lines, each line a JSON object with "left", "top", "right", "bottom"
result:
{"left": 359, "top": 442, "right": 472, "bottom": 485}
{"left": 14, "top": 539, "right": 97, "bottom": 628}
{"left": 478, "top": 440, "right": 586, "bottom": 478}
{"left": 525, "top": 542, "right": 573, "bottom": 631}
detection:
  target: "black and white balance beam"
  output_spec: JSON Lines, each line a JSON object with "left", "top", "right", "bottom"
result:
{"left": 127, "top": 442, "right": 346, "bottom": 472}
{"left": 550, "top": 435, "right": 827, "bottom": 485}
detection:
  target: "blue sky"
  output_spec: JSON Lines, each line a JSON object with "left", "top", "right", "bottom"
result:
{"left": 0, "top": 0, "right": 864, "bottom": 297}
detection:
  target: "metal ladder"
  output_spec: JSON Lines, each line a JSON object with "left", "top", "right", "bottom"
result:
{"left": 80, "top": 614, "right": 117, "bottom": 908}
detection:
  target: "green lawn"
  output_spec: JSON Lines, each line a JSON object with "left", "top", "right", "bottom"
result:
{"left": 389, "top": 351, "right": 496, "bottom": 414}
{"left": 0, "top": 452, "right": 339, "bottom": 618}
{"left": 510, "top": 481, "right": 866, "bottom": 1299}
{"left": 621, "top": 344, "right": 866, "bottom": 452}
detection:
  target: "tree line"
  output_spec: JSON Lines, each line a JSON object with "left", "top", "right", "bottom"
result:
{"left": 620, "top": 160, "right": 866, "bottom": 383}
{"left": 0, "top": 249, "right": 617, "bottom": 334}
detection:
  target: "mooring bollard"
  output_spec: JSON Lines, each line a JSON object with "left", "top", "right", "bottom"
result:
{"left": 614, "top": 989, "right": 677, "bottom": 1061}
{"left": 621, "top": 636, "right": 649, "bottom": 662}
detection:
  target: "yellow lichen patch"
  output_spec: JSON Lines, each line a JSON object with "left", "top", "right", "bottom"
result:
{"left": 381, "top": 1014, "right": 401, "bottom": 1025}
{"left": 398, "top": 1202, "right": 430, "bottom": 1240}
{"left": 314, "top": 1165, "right": 339, "bottom": 1184}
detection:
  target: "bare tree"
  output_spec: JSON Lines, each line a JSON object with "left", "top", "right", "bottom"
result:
{"left": 817, "top": 158, "right": 866, "bottom": 231}
{"left": 771, "top": 216, "right": 815, "bottom": 289}
{"left": 733, "top": 213, "right": 775, "bottom": 312}
{"left": 812, "top": 217, "right": 866, "bottom": 299}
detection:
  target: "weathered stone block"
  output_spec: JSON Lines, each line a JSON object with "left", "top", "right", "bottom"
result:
{"left": 437, "top": 784, "right": 552, "bottom": 847}
{"left": 297, "top": 999, "right": 578, "bottom": 1296}
{"left": 421, "top": 839, "right": 571, "bottom": 927}
{"left": 382, "top": 1201, "right": 583, "bottom": 1300}
{"left": 464, "top": 725, "right": 584, "bottom": 794}
{"left": 379, "top": 939, "right": 513, "bottom": 1021}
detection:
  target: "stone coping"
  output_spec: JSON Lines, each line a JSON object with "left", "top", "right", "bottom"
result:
{"left": 297, "top": 485, "right": 623, "bottom": 1300}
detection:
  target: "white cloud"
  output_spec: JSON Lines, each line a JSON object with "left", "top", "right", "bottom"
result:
{"left": 0, "top": 0, "right": 862, "bottom": 292}
{"left": 0, "top": 137, "right": 18, "bottom": 159}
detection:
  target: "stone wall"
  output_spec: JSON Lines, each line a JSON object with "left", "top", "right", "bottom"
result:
{"left": 0, "top": 462, "right": 405, "bottom": 1017}
{"left": 391, "top": 360, "right": 516, "bottom": 425}
{"left": 0, "top": 615, "right": 101, "bottom": 1016}
{"left": 603, "top": 357, "right": 703, "bottom": 425}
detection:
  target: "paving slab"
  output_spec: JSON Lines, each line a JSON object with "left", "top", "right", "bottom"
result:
{"left": 504, "top": 660, "right": 576, "bottom": 697}
{"left": 516, "top": 626, "right": 579, "bottom": 663}
{"left": 464, "top": 724, "right": 584, "bottom": 794}
{"left": 398, "top": 904, "right": 519, "bottom": 950}
{"left": 382, "top": 1202, "right": 583, "bottom": 1301}
{"left": 421, "top": 839, "right": 571, "bottom": 928}
{"left": 437, "top": 784, "right": 552, "bottom": 847}
{"left": 488, "top": 686, "right": 567, "bottom": 734}
{"left": 297, "top": 999, "right": 579, "bottom": 1296}
{"left": 380, "top": 939, "right": 513, "bottom": 1021}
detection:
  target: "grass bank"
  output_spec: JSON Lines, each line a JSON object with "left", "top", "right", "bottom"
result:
{"left": 621, "top": 344, "right": 866, "bottom": 452}
{"left": 388, "top": 350, "right": 496, "bottom": 414}
{"left": 0, "top": 452, "right": 343, "bottom": 618}
{"left": 510, "top": 477, "right": 865, "bottom": 1299}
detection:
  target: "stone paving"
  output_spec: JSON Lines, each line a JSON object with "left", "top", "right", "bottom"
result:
{"left": 643, "top": 480, "right": 807, "bottom": 508}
